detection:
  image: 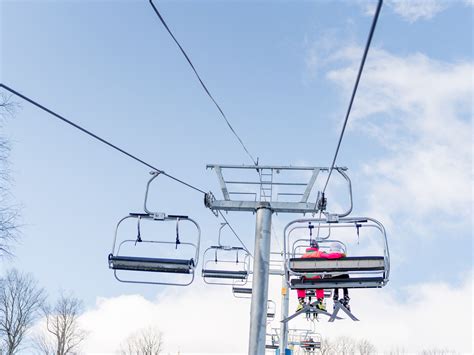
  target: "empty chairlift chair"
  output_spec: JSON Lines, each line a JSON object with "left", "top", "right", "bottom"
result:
{"left": 265, "top": 329, "right": 280, "bottom": 350}
{"left": 267, "top": 300, "right": 276, "bottom": 321}
{"left": 108, "top": 171, "right": 201, "bottom": 286}
{"left": 201, "top": 245, "right": 250, "bottom": 285}
{"left": 284, "top": 217, "right": 390, "bottom": 291}
{"left": 232, "top": 258, "right": 255, "bottom": 298}
{"left": 201, "top": 223, "right": 251, "bottom": 285}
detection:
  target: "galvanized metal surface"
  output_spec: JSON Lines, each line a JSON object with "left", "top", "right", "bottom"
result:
{"left": 279, "top": 273, "right": 290, "bottom": 352}
{"left": 248, "top": 203, "right": 272, "bottom": 355}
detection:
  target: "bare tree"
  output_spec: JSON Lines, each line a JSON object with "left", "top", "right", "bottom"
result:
{"left": 0, "top": 92, "right": 20, "bottom": 256}
{"left": 388, "top": 346, "right": 407, "bottom": 355}
{"left": 39, "top": 293, "right": 88, "bottom": 355}
{"left": 0, "top": 269, "right": 46, "bottom": 354}
{"left": 0, "top": 93, "right": 19, "bottom": 119}
{"left": 357, "top": 338, "right": 376, "bottom": 355}
{"left": 119, "top": 326, "right": 163, "bottom": 355}
{"left": 32, "top": 332, "right": 55, "bottom": 355}
{"left": 319, "top": 337, "right": 336, "bottom": 355}
{"left": 420, "top": 349, "right": 459, "bottom": 355}
{"left": 331, "top": 336, "right": 356, "bottom": 355}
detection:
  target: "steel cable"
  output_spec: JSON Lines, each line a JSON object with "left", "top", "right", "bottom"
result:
{"left": 0, "top": 83, "right": 207, "bottom": 195}
{"left": 322, "top": 0, "right": 383, "bottom": 194}
{"left": 148, "top": 0, "right": 258, "bottom": 166}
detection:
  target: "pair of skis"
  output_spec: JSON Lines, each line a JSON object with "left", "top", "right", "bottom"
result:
{"left": 281, "top": 300, "right": 359, "bottom": 323}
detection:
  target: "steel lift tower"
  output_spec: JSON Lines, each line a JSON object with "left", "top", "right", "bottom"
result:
{"left": 205, "top": 164, "right": 352, "bottom": 354}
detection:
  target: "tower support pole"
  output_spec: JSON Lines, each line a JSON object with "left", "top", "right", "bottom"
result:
{"left": 248, "top": 202, "right": 272, "bottom": 355}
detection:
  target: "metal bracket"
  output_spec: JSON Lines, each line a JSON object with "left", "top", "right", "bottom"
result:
{"left": 326, "top": 214, "right": 339, "bottom": 223}
{"left": 152, "top": 212, "right": 166, "bottom": 220}
{"left": 204, "top": 192, "right": 218, "bottom": 216}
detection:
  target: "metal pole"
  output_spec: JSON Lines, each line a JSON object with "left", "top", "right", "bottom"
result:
{"left": 248, "top": 202, "right": 272, "bottom": 355}
{"left": 279, "top": 271, "right": 290, "bottom": 353}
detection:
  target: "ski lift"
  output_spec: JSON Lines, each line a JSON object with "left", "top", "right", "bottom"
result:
{"left": 265, "top": 328, "right": 280, "bottom": 350}
{"left": 108, "top": 171, "right": 201, "bottom": 286}
{"left": 300, "top": 334, "right": 322, "bottom": 353}
{"left": 284, "top": 217, "right": 390, "bottom": 290}
{"left": 201, "top": 223, "right": 251, "bottom": 285}
{"left": 267, "top": 300, "right": 276, "bottom": 321}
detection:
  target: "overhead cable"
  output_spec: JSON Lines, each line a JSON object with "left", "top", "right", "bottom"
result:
{"left": 218, "top": 210, "right": 253, "bottom": 257}
{"left": 148, "top": 0, "right": 258, "bottom": 166}
{"left": 0, "top": 83, "right": 207, "bottom": 195}
{"left": 322, "top": 0, "right": 383, "bottom": 193}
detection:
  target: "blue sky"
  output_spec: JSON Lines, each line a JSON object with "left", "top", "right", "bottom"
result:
{"left": 1, "top": 0, "right": 472, "bottom": 353}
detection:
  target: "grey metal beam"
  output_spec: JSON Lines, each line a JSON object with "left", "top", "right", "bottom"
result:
{"left": 207, "top": 164, "right": 348, "bottom": 171}
{"left": 214, "top": 166, "right": 230, "bottom": 200}
{"left": 225, "top": 181, "right": 308, "bottom": 186}
{"left": 208, "top": 200, "right": 319, "bottom": 213}
{"left": 300, "top": 168, "right": 320, "bottom": 202}
{"left": 279, "top": 273, "right": 290, "bottom": 353}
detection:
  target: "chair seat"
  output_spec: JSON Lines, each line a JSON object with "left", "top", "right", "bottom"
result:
{"left": 289, "top": 256, "right": 385, "bottom": 273}
{"left": 202, "top": 269, "right": 248, "bottom": 280}
{"left": 233, "top": 287, "right": 252, "bottom": 294}
{"left": 108, "top": 255, "right": 194, "bottom": 274}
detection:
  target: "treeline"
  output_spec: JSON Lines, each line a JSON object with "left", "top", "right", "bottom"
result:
{"left": 316, "top": 335, "right": 459, "bottom": 355}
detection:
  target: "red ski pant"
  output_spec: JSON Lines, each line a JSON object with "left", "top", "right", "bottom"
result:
{"left": 297, "top": 288, "right": 324, "bottom": 299}
{"left": 297, "top": 276, "right": 324, "bottom": 299}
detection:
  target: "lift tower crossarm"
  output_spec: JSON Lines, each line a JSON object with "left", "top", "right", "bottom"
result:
{"left": 206, "top": 164, "right": 350, "bottom": 214}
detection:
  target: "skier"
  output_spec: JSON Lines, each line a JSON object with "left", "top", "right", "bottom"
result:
{"left": 295, "top": 240, "right": 346, "bottom": 312}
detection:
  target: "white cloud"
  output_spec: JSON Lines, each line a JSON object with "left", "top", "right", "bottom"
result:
{"left": 355, "top": 0, "right": 451, "bottom": 22}
{"left": 325, "top": 47, "right": 473, "bottom": 227}
{"left": 78, "top": 284, "right": 251, "bottom": 354}
{"left": 387, "top": 0, "right": 449, "bottom": 22}
{"left": 310, "top": 274, "right": 473, "bottom": 354}
{"left": 69, "top": 274, "right": 472, "bottom": 354}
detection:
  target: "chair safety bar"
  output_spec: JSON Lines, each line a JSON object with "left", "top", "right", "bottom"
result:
{"left": 305, "top": 289, "right": 332, "bottom": 298}
{"left": 290, "top": 276, "right": 385, "bottom": 289}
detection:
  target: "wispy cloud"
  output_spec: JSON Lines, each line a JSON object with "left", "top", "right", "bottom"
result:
{"left": 325, "top": 47, "right": 472, "bottom": 228}
{"left": 387, "top": 0, "right": 449, "bottom": 22}
{"left": 355, "top": 0, "right": 452, "bottom": 22}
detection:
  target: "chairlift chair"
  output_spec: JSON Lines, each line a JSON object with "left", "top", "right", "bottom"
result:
{"left": 201, "top": 223, "right": 251, "bottom": 285}
{"left": 265, "top": 328, "right": 280, "bottom": 350}
{"left": 284, "top": 217, "right": 390, "bottom": 290}
{"left": 108, "top": 171, "right": 201, "bottom": 286}
{"left": 300, "top": 336, "right": 322, "bottom": 353}
{"left": 267, "top": 300, "right": 276, "bottom": 321}
{"left": 108, "top": 213, "right": 201, "bottom": 286}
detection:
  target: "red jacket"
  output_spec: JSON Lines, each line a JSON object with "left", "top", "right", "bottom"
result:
{"left": 302, "top": 247, "right": 345, "bottom": 279}
{"left": 302, "top": 247, "right": 345, "bottom": 259}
